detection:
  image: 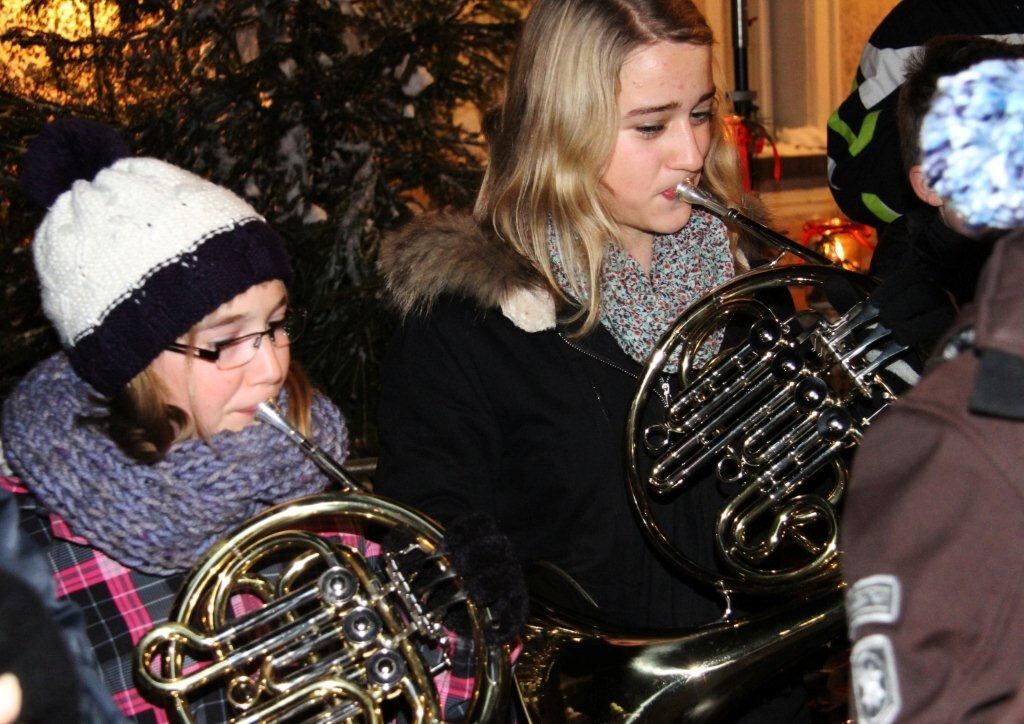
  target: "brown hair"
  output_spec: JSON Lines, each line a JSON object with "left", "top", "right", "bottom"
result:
{"left": 475, "top": 0, "right": 741, "bottom": 333}
{"left": 899, "top": 36, "right": 1024, "bottom": 173}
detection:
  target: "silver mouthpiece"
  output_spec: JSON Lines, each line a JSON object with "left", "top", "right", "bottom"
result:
{"left": 674, "top": 182, "right": 729, "bottom": 217}
{"left": 256, "top": 400, "right": 291, "bottom": 435}
{"left": 672, "top": 182, "right": 834, "bottom": 266}
{"left": 256, "top": 400, "right": 367, "bottom": 493}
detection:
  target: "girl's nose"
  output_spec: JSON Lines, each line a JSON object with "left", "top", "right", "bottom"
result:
{"left": 667, "top": 124, "right": 705, "bottom": 172}
{"left": 246, "top": 335, "right": 288, "bottom": 386}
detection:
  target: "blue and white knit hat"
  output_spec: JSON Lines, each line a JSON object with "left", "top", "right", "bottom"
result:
{"left": 921, "top": 58, "right": 1024, "bottom": 233}
{"left": 20, "top": 118, "right": 292, "bottom": 396}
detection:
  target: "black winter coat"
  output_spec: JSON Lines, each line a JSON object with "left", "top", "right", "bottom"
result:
{"left": 377, "top": 293, "right": 726, "bottom": 630}
{"left": 871, "top": 206, "right": 993, "bottom": 307}
{"left": 375, "top": 214, "right": 812, "bottom": 721}
{"left": 376, "top": 213, "right": 750, "bottom": 630}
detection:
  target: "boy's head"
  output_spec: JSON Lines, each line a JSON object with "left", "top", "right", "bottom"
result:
{"left": 899, "top": 36, "right": 1024, "bottom": 212}
{"left": 920, "top": 58, "right": 1024, "bottom": 235}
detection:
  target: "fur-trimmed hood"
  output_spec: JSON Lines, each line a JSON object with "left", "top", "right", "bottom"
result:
{"left": 378, "top": 213, "right": 558, "bottom": 332}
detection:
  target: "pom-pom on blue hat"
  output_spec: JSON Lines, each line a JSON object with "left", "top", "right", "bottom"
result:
{"left": 20, "top": 119, "right": 292, "bottom": 396}
{"left": 921, "top": 58, "right": 1024, "bottom": 233}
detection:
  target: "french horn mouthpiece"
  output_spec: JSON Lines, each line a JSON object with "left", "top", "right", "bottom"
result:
{"left": 255, "top": 399, "right": 367, "bottom": 493}
{"left": 674, "top": 181, "right": 727, "bottom": 216}
{"left": 256, "top": 399, "right": 287, "bottom": 429}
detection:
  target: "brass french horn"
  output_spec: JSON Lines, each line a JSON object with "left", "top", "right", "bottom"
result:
{"left": 514, "top": 183, "right": 911, "bottom": 721}
{"left": 133, "top": 402, "right": 510, "bottom": 723}
{"left": 627, "top": 182, "right": 908, "bottom": 592}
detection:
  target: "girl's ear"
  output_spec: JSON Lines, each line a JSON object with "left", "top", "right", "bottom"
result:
{"left": 908, "top": 165, "right": 944, "bottom": 208}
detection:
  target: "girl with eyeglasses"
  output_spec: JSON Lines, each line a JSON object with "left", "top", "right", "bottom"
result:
{"left": 0, "top": 119, "right": 521, "bottom": 722}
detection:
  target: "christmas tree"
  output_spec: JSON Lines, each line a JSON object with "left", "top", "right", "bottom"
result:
{"left": 1, "top": 0, "right": 521, "bottom": 455}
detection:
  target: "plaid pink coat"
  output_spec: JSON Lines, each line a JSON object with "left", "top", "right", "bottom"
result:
{"left": 1, "top": 475, "right": 479, "bottom": 722}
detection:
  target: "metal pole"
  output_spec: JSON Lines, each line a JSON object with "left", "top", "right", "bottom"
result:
{"left": 728, "top": 0, "right": 757, "bottom": 119}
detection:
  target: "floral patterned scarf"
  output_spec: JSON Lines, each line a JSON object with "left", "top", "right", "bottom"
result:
{"left": 550, "top": 209, "right": 734, "bottom": 365}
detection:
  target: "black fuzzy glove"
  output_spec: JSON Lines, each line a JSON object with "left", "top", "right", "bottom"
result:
{"left": 823, "top": 271, "right": 956, "bottom": 353}
{"left": 441, "top": 512, "right": 529, "bottom": 645}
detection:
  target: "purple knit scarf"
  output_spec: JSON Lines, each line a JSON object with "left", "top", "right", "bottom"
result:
{"left": 1, "top": 353, "right": 348, "bottom": 575}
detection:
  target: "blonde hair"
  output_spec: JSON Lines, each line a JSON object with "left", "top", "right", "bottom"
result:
{"left": 103, "top": 332, "right": 314, "bottom": 464}
{"left": 476, "top": 0, "right": 743, "bottom": 332}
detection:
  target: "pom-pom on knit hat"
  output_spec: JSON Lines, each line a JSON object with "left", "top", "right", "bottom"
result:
{"left": 921, "top": 58, "right": 1024, "bottom": 233}
{"left": 20, "top": 118, "right": 292, "bottom": 396}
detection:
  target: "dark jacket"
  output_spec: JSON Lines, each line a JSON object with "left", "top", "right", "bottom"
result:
{"left": 375, "top": 215, "right": 725, "bottom": 630}
{"left": 871, "top": 207, "right": 993, "bottom": 307}
{"left": 0, "top": 487, "right": 124, "bottom": 723}
{"left": 842, "top": 228, "right": 1024, "bottom": 722}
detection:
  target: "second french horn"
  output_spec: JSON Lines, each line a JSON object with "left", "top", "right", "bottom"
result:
{"left": 515, "top": 183, "right": 912, "bottom": 721}
{"left": 133, "top": 402, "right": 510, "bottom": 723}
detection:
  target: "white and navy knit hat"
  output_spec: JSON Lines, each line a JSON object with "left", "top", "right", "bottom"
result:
{"left": 20, "top": 118, "right": 292, "bottom": 396}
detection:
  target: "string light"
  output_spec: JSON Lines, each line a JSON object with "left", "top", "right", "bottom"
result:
{"left": 1, "top": 0, "right": 120, "bottom": 104}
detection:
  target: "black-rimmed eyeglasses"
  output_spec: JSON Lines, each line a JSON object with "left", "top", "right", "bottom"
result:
{"left": 165, "top": 310, "right": 306, "bottom": 370}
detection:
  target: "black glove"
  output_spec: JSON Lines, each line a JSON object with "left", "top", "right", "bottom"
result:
{"left": 823, "top": 271, "right": 956, "bottom": 353}
{"left": 441, "top": 512, "right": 529, "bottom": 645}
{"left": 382, "top": 512, "right": 528, "bottom": 645}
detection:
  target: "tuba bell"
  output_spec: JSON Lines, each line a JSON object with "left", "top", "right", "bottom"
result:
{"left": 514, "top": 183, "right": 912, "bottom": 721}
{"left": 133, "top": 402, "right": 510, "bottom": 723}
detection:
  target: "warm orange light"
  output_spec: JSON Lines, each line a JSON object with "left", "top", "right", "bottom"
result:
{"left": 802, "top": 217, "right": 875, "bottom": 271}
{"left": 1, "top": 0, "right": 120, "bottom": 104}
{"left": 830, "top": 239, "right": 847, "bottom": 261}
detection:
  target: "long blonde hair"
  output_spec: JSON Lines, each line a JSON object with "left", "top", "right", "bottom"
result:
{"left": 476, "top": 0, "right": 743, "bottom": 332}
